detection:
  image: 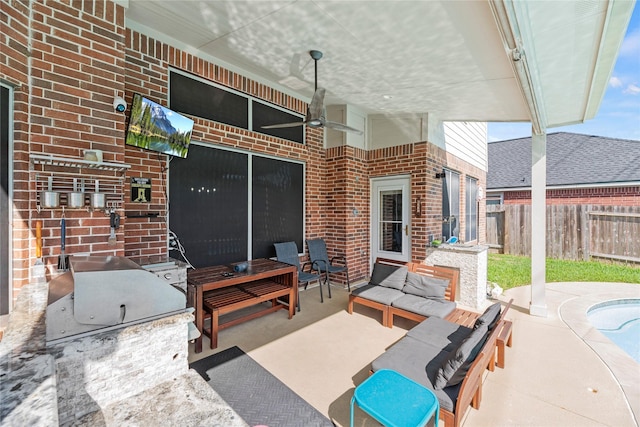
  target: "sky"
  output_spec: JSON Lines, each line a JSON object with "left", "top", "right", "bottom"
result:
{"left": 487, "top": 3, "right": 640, "bottom": 142}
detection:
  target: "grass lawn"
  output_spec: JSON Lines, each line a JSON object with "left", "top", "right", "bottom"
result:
{"left": 488, "top": 253, "right": 640, "bottom": 290}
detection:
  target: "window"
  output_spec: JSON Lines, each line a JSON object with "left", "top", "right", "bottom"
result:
{"left": 169, "top": 70, "right": 305, "bottom": 144}
{"left": 465, "top": 176, "right": 478, "bottom": 242}
{"left": 486, "top": 193, "right": 503, "bottom": 205}
{"left": 169, "top": 143, "right": 304, "bottom": 267}
{"left": 442, "top": 169, "right": 460, "bottom": 241}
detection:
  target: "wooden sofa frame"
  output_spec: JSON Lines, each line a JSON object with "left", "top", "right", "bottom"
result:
{"left": 369, "top": 299, "right": 513, "bottom": 427}
{"left": 347, "top": 258, "right": 459, "bottom": 328}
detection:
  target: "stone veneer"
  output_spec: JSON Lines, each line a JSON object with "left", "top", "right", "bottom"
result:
{"left": 422, "top": 244, "right": 489, "bottom": 309}
{"left": 51, "top": 310, "right": 192, "bottom": 423}
{"left": 0, "top": 282, "right": 247, "bottom": 426}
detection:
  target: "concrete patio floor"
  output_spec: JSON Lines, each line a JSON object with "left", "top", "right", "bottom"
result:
{"left": 189, "top": 281, "right": 640, "bottom": 427}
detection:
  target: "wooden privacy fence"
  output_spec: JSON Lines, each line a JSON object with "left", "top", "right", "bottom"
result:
{"left": 486, "top": 204, "right": 640, "bottom": 263}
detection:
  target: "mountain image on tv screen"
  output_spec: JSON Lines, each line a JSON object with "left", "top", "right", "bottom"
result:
{"left": 126, "top": 94, "right": 194, "bottom": 158}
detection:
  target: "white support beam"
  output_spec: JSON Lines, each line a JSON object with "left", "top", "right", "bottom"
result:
{"left": 530, "top": 130, "right": 547, "bottom": 317}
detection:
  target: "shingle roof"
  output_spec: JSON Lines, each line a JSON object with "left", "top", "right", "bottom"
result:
{"left": 487, "top": 132, "right": 640, "bottom": 189}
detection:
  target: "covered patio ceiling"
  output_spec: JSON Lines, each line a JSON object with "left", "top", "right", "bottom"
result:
{"left": 122, "top": 0, "right": 633, "bottom": 130}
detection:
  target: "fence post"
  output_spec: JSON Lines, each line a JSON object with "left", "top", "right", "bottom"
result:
{"left": 582, "top": 206, "right": 590, "bottom": 261}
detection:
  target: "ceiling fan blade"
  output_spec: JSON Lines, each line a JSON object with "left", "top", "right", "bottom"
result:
{"left": 308, "top": 88, "right": 325, "bottom": 120}
{"left": 324, "top": 121, "right": 363, "bottom": 135}
{"left": 261, "top": 122, "right": 306, "bottom": 129}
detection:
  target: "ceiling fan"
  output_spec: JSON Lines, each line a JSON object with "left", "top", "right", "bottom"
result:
{"left": 262, "top": 50, "right": 363, "bottom": 135}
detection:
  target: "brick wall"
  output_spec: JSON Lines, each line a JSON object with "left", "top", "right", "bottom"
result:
{"left": 2, "top": 0, "right": 487, "bottom": 301}
{"left": 502, "top": 186, "right": 640, "bottom": 206}
{"left": 122, "top": 28, "right": 324, "bottom": 259}
{"left": 1, "top": 0, "right": 127, "bottom": 295}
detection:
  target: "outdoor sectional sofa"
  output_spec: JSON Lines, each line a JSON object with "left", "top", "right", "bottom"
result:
{"left": 370, "top": 299, "right": 513, "bottom": 427}
{"left": 347, "top": 258, "right": 459, "bottom": 327}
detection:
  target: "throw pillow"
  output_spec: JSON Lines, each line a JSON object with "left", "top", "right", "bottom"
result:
{"left": 473, "top": 302, "right": 502, "bottom": 331}
{"left": 434, "top": 325, "right": 488, "bottom": 389}
{"left": 402, "top": 272, "right": 450, "bottom": 299}
{"left": 369, "top": 263, "right": 408, "bottom": 290}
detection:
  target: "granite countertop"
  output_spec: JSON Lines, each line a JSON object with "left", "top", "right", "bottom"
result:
{"left": 0, "top": 282, "right": 58, "bottom": 426}
{"left": 429, "top": 243, "right": 489, "bottom": 254}
{"left": 0, "top": 282, "right": 247, "bottom": 427}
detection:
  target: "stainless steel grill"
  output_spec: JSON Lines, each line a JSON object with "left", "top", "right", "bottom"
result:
{"left": 46, "top": 255, "right": 188, "bottom": 345}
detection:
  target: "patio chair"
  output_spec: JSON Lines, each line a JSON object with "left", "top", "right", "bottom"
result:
{"left": 274, "top": 241, "right": 325, "bottom": 310}
{"left": 306, "top": 238, "right": 350, "bottom": 293}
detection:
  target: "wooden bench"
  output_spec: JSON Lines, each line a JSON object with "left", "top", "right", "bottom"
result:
{"left": 202, "top": 279, "right": 293, "bottom": 349}
{"left": 348, "top": 258, "right": 458, "bottom": 328}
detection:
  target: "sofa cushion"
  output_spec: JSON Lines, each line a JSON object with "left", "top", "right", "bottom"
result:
{"left": 370, "top": 263, "right": 408, "bottom": 290}
{"left": 434, "top": 324, "right": 488, "bottom": 389}
{"left": 407, "top": 317, "right": 472, "bottom": 349}
{"left": 474, "top": 302, "right": 502, "bottom": 331}
{"left": 370, "top": 336, "right": 461, "bottom": 412}
{"left": 402, "top": 272, "right": 450, "bottom": 300}
{"left": 351, "top": 283, "right": 405, "bottom": 305}
{"left": 391, "top": 295, "right": 456, "bottom": 319}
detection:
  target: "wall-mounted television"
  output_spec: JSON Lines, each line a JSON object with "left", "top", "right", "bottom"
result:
{"left": 125, "top": 94, "right": 194, "bottom": 158}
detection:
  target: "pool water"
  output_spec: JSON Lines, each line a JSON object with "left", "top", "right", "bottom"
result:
{"left": 587, "top": 299, "right": 640, "bottom": 363}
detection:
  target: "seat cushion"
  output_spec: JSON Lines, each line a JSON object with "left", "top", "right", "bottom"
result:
{"left": 434, "top": 324, "right": 489, "bottom": 389}
{"left": 370, "top": 263, "right": 408, "bottom": 290}
{"left": 407, "top": 317, "right": 472, "bottom": 349}
{"left": 351, "top": 284, "right": 405, "bottom": 305}
{"left": 391, "top": 295, "right": 456, "bottom": 318}
{"left": 299, "top": 271, "right": 321, "bottom": 284}
{"left": 370, "top": 336, "right": 461, "bottom": 413}
{"left": 402, "top": 272, "right": 450, "bottom": 300}
{"left": 474, "top": 302, "right": 502, "bottom": 331}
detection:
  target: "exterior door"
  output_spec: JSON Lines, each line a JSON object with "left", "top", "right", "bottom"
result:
{"left": 371, "top": 176, "right": 411, "bottom": 263}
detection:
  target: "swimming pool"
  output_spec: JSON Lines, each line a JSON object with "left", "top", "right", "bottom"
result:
{"left": 587, "top": 299, "right": 640, "bottom": 363}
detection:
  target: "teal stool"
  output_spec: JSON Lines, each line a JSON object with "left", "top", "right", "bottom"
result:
{"left": 351, "top": 369, "right": 439, "bottom": 427}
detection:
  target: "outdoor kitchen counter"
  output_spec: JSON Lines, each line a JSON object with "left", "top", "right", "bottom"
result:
{"left": 0, "top": 282, "right": 248, "bottom": 427}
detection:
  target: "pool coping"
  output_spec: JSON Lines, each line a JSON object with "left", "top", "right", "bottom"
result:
{"left": 558, "top": 285, "right": 640, "bottom": 427}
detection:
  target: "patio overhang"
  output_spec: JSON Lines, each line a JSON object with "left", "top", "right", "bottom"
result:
{"left": 121, "top": 0, "right": 634, "bottom": 317}
{"left": 121, "top": 0, "right": 633, "bottom": 127}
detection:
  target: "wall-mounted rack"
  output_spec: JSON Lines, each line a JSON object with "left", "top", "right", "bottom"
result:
{"left": 30, "top": 154, "right": 131, "bottom": 212}
{"left": 30, "top": 153, "right": 131, "bottom": 174}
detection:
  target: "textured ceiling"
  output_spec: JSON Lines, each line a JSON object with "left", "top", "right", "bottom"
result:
{"left": 123, "top": 0, "right": 632, "bottom": 128}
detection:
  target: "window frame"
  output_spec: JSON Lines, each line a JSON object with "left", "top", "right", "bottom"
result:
{"left": 168, "top": 142, "right": 306, "bottom": 266}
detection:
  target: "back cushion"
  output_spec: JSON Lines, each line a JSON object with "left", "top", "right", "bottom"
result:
{"left": 370, "top": 263, "right": 408, "bottom": 290}
{"left": 434, "top": 325, "right": 488, "bottom": 389}
{"left": 402, "top": 272, "right": 450, "bottom": 300}
{"left": 474, "top": 302, "right": 502, "bottom": 331}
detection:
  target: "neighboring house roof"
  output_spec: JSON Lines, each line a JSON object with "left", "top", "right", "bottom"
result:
{"left": 487, "top": 132, "right": 640, "bottom": 190}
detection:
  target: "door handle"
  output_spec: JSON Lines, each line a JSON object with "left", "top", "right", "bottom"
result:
{"left": 404, "top": 225, "right": 409, "bottom": 236}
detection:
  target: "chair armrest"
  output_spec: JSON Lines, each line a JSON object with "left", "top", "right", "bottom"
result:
{"left": 311, "top": 259, "right": 329, "bottom": 273}
{"left": 300, "top": 261, "right": 312, "bottom": 273}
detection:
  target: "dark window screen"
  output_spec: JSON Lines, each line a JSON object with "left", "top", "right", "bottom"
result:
{"left": 169, "top": 144, "right": 248, "bottom": 267}
{"left": 170, "top": 71, "right": 248, "bottom": 129}
{"left": 169, "top": 145, "right": 304, "bottom": 266}
{"left": 252, "top": 156, "right": 304, "bottom": 259}
{"left": 252, "top": 100, "right": 304, "bottom": 144}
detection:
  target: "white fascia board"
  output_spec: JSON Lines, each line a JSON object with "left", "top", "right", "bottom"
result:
{"left": 489, "top": 0, "right": 547, "bottom": 135}
{"left": 583, "top": 1, "right": 636, "bottom": 121}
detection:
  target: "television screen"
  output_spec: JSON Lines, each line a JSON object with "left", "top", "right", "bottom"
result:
{"left": 125, "top": 94, "right": 194, "bottom": 158}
